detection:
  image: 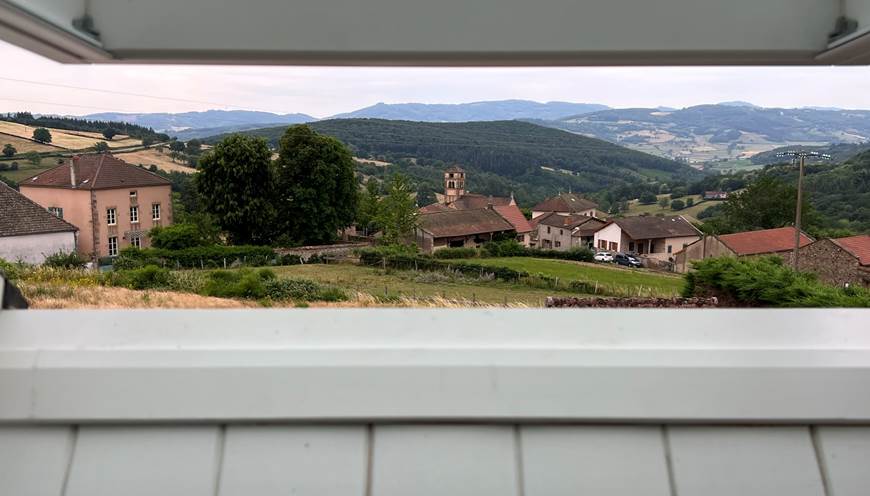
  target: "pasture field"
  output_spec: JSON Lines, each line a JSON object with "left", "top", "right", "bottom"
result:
{"left": 114, "top": 148, "right": 196, "bottom": 173}
{"left": 0, "top": 121, "right": 139, "bottom": 150}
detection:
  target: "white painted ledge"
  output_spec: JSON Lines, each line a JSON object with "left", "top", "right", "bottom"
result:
{"left": 1, "top": 309, "right": 869, "bottom": 423}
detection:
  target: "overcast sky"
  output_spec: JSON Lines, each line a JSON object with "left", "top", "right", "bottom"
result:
{"left": 3, "top": 40, "right": 870, "bottom": 118}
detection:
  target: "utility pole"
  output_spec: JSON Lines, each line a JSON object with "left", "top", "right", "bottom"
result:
{"left": 775, "top": 150, "right": 830, "bottom": 270}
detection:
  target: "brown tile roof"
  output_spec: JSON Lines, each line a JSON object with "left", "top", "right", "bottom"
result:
{"left": 572, "top": 217, "right": 608, "bottom": 237}
{"left": 0, "top": 181, "right": 78, "bottom": 238}
{"left": 718, "top": 227, "right": 813, "bottom": 256}
{"left": 831, "top": 235, "right": 870, "bottom": 265}
{"left": 537, "top": 212, "right": 599, "bottom": 230}
{"left": 531, "top": 193, "right": 598, "bottom": 214}
{"left": 419, "top": 208, "right": 515, "bottom": 238}
{"left": 493, "top": 204, "right": 532, "bottom": 233}
{"left": 20, "top": 154, "right": 171, "bottom": 190}
{"left": 612, "top": 215, "right": 700, "bottom": 240}
{"left": 450, "top": 194, "right": 512, "bottom": 210}
{"left": 419, "top": 202, "right": 451, "bottom": 214}
{"left": 445, "top": 165, "right": 465, "bottom": 173}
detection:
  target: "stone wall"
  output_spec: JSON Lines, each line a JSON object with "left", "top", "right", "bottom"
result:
{"left": 798, "top": 239, "right": 863, "bottom": 288}
{"left": 546, "top": 296, "right": 720, "bottom": 308}
{"left": 276, "top": 242, "right": 373, "bottom": 261}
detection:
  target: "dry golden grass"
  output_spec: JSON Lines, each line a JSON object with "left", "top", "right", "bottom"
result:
{"left": 0, "top": 133, "right": 62, "bottom": 153}
{"left": 305, "top": 291, "right": 530, "bottom": 308}
{"left": 21, "top": 283, "right": 256, "bottom": 309}
{"left": 0, "top": 121, "right": 139, "bottom": 150}
{"left": 114, "top": 148, "right": 196, "bottom": 174}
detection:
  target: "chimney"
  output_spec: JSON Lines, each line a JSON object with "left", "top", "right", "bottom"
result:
{"left": 487, "top": 195, "right": 494, "bottom": 210}
{"left": 69, "top": 157, "right": 78, "bottom": 187}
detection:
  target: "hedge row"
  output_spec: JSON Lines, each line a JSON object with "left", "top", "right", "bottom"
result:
{"left": 432, "top": 240, "right": 595, "bottom": 262}
{"left": 359, "top": 250, "right": 528, "bottom": 281}
{"left": 112, "top": 245, "right": 305, "bottom": 270}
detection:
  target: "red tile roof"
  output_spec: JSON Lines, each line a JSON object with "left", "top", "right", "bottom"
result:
{"left": 419, "top": 208, "right": 515, "bottom": 238}
{"left": 419, "top": 203, "right": 451, "bottom": 214}
{"left": 831, "top": 235, "right": 870, "bottom": 265}
{"left": 0, "top": 181, "right": 78, "bottom": 237}
{"left": 718, "top": 227, "right": 813, "bottom": 256}
{"left": 612, "top": 215, "right": 700, "bottom": 239}
{"left": 21, "top": 154, "right": 171, "bottom": 190}
{"left": 450, "top": 194, "right": 512, "bottom": 210}
{"left": 493, "top": 204, "right": 532, "bottom": 233}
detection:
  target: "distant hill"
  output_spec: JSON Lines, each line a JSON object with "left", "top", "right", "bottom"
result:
{"left": 543, "top": 104, "right": 870, "bottom": 165}
{"left": 204, "top": 119, "right": 702, "bottom": 205}
{"left": 329, "top": 100, "right": 609, "bottom": 122}
{"left": 84, "top": 110, "right": 316, "bottom": 134}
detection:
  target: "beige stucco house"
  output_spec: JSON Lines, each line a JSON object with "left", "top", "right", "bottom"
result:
{"left": 534, "top": 212, "right": 607, "bottom": 251}
{"left": 593, "top": 215, "right": 701, "bottom": 262}
{"left": 19, "top": 154, "right": 172, "bottom": 261}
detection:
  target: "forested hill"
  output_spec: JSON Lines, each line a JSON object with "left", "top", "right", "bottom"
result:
{"left": 764, "top": 150, "right": 870, "bottom": 232}
{"left": 207, "top": 119, "right": 702, "bottom": 192}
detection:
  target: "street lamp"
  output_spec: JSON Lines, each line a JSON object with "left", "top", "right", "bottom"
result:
{"left": 774, "top": 150, "right": 831, "bottom": 270}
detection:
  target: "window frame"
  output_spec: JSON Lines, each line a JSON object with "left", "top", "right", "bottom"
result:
{"left": 107, "top": 236, "right": 118, "bottom": 257}
{"left": 106, "top": 207, "right": 117, "bottom": 226}
{"left": 151, "top": 203, "right": 161, "bottom": 221}
{"left": 47, "top": 206, "right": 63, "bottom": 219}
{"left": 130, "top": 205, "right": 139, "bottom": 224}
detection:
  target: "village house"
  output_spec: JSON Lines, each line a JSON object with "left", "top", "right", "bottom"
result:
{"left": 534, "top": 212, "right": 607, "bottom": 250}
{"left": 673, "top": 226, "right": 813, "bottom": 273}
{"left": 415, "top": 208, "right": 516, "bottom": 254}
{"left": 0, "top": 181, "right": 78, "bottom": 264}
{"left": 421, "top": 166, "right": 532, "bottom": 246}
{"left": 531, "top": 193, "right": 604, "bottom": 219}
{"left": 19, "top": 154, "right": 172, "bottom": 261}
{"left": 798, "top": 235, "right": 870, "bottom": 288}
{"left": 593, "top": 215, "right": 701, "bottom": 263}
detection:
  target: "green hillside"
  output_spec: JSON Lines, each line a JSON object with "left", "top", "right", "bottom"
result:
{"left": 205, "top": 119, "right": 702, "bottom": 205}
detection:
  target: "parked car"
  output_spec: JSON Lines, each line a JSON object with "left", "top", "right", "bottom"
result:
{"left": 594, "top": 251, "right": 614, "bottom": 262}
{"left": 614, "top": 253, "right": 642, "bottom": 268}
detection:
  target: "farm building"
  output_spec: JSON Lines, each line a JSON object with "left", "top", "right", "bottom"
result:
{"left": 415, "top": 208, "right": 516, "bottom": 253}
{"left": 674, "top": 227, "right": 813, "bottom": 273}
{"left": 0, "top": 181, "right": 78, "bottom": 264}
{"left": 798, "top": 235, "right": 870, "bottom": 288}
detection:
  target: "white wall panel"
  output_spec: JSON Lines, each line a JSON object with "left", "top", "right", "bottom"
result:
{"left": 668, "top": 426, "right": 825, "bottom": 496}
{"left": 0, "top": 426, "right": 74, "bottom": 496}
{"left": 521, "top": 426, "right": 671, "bottom": 496}
{"left": 218, "top": 425, "right": 367, "bottom": 496}
{"left": 815, "top": 426, "right": 870, "bottom": 496}
{"left": 371, "top": 425, "right": 518, "bottom": 496}
{"left": 64, "top": 426, "right": 220, "bottom": 496}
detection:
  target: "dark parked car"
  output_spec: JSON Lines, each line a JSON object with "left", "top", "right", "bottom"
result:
{"left": 614, "top": 253, "right": 642, "bottom": 268}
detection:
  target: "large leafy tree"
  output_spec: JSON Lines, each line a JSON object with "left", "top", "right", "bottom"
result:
{"left": 195, "top": 134, "right": 275, "bottom": 244}
{"left": 32, "top": 127, "right": 51, "bottom": 144}
{"left": 273, "top": 125, "right": 358, "bottom": 245}
{"left": 376, "top": 173, "right": 419, "bottom": 245}
{"left": 714, "top": 175, "right": 818, "bottom": 233}
{"left": 2, "top": 144, "right": 16, "bottom": 157}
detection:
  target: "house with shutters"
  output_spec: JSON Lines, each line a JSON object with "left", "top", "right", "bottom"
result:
{"left": 593, "top": 215, "right": 701, "bottom": 262}
{"left": 0, "top": 181, "right": 78, "bottom": 264}
{"left": 531, "top": 193, "right": 604, "bottom": 219}
{"left": 534, "top": 212, "right": 607, "bottom": 250}
{"left": 19, "top": 154, "right": 172, "bottom": 261}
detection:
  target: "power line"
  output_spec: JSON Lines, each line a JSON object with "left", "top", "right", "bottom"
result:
{"left": 0, "top": 76, "right": 262, "bottom": 111}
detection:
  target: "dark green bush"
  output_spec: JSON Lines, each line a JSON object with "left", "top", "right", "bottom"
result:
{"left": 482, "top": 239, "right": 526, "bottom": 257}
{"left": 43, "top": 251, "right": 87, "bottom": 269}
{"left": 150, "top": 224, "right": 213, "bottom": 250}
{"left": 683, "top": 256, "right": 870, "bottom": 307}
{"left": 264, "top": 278, "right": 347, "bottom": 301}
{"left": 202, "top": 268, "right": 276, "bottom": 299}
{"left": 109, "top": 265, "right": 172, "bottom": 290}
{"left": 0, "top": 258, "right": 22, "bottom": 281}
{"left": 434, "top": 247, "right": 479, "bottom": 259}
{"left": 358, "top": 248, "right": 527, "bottom": 281}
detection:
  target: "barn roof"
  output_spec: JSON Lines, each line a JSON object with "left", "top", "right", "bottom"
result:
{"left": 20, "top": 154, "right": 170, "bottom": 190}
{"left": 719, "top": 227, "right": 813, "bottom": 256}
{"left": 0, "top": 181, "right": 78, "bottom": 238}
{"left": 492, "top": 204, "right": 532, "bottom": 233}
{"left": 418, "top": 208, "right": 514, "bottom": 237}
